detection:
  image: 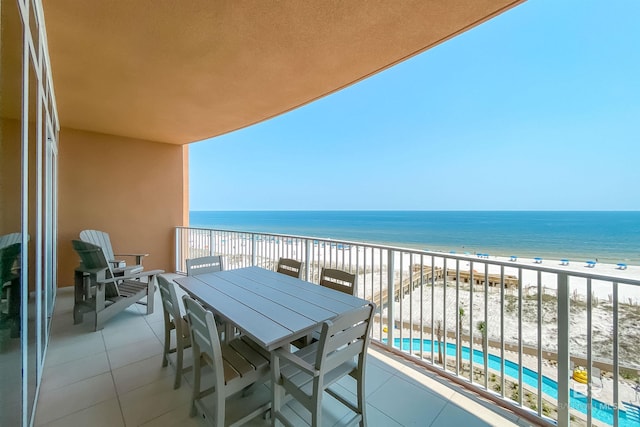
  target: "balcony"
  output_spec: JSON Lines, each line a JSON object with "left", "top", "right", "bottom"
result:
{"left": 35, "top": 276, "right": 525, "bottom": 426}
{"left": 27, "top": 227, "right": 640, "bottom": 426}
{"left": 172, "top": 227, "right": 640, "bottom": 427}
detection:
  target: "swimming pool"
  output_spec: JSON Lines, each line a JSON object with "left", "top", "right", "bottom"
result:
{"left": 388, "top": 338, "right": 636, "bottom": 427}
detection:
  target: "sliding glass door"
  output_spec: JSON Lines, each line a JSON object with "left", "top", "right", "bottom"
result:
{"left": 0, "top": 1, "right": 59, "bottom": 426}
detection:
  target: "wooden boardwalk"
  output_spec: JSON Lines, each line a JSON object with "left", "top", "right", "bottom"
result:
{"left": 447, "top": 269, "right": 519, "bottom": 288}
{"left": 371, "top": 265, "right": 518, "bottom": 308}
{"left": 371, "top": 266, "right": 444, "bottom": 308}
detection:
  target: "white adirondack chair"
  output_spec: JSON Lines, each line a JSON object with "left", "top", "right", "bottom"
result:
{"left": 71, "top": 239, "right": 162, "bottom": 331}
{"left": 80, "top": 229, "right": 146, "bottom": 274}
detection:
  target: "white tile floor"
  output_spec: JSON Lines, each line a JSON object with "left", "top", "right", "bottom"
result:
{"left": 35, "top": 282, "right": 534, "bottom": 427}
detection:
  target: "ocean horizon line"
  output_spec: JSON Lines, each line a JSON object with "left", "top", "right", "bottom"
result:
{"left": 189, "top": 210, "right": 640, "bottom": 265}
{"left": 190, "top": 209, "right": 640, "bottom": 212}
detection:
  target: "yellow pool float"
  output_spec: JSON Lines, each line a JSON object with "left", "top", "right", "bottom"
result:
{"left": 573, "top": 367, "right": 588, "bottom": 384}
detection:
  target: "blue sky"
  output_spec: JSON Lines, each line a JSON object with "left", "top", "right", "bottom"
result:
{"left": 190, "top": 1, "right": 640, "bottom": 211}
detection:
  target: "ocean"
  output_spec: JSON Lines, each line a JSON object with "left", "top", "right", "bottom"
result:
{"left": 189, "top": 211, "right": 640, "bottom": 265}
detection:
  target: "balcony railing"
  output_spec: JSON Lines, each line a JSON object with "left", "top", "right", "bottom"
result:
{"left": 175, "top": 226, "right": 640, "bottom": 427}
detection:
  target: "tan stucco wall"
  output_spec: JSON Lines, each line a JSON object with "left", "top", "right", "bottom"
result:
{"left": 58, "top": 128, "right": 188, "bottom": 286}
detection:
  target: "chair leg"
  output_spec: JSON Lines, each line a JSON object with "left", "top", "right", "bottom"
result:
{"left": 311, "top": 393, "right": 322, "bottom": 427}
{"left": 213, "top": 392, "right": 225, "bottom": 427}
{"left": 162, "top": 323, "right": 170, "bottom": 368}
{"left": 190, "top": 349, "right": 201, "bottom": 417}
{"left": 174, "top": 339, "right": 183, "bottom": 389}
{"left": 271, "top": 353, "right": 283, "bottom": 427}
{"left": 357, "top": 373, "right": 366, "bottom": 427}
{"left": 145, "top": 278, "right": 155, "bottom": 314}
{"left": 161, "top": 314, "right": 174, "bottom": 368}
{"left": 271, "top": 384, "right": 280, "bottom": 426}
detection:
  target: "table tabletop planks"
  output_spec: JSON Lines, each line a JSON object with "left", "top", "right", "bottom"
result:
{"left": 174, "top": 266, "right": 369, "bottom": 351}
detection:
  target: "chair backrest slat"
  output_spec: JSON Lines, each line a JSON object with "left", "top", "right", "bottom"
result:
{"left": 186, "top": 255, "right": 224, "bottom": 276}
{"left": 80, "top": 230, "right": 116, "bottom": 263}
{"left": 276, "top": 258, "right": 302, "bottom": 278}
{"left": 323, "top": 340, "right": 365, "bottom": 373}
{"left": 71, "top": 240, "right": 112, "bottom": 273}
{"left": 319, "top": 268, "right": 356, "bottom": 296}
{"left": 324, "top": 322, "right": 369, "bottom": 355}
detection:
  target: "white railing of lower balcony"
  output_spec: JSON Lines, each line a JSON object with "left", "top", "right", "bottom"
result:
{"left": 175, "top": 226, "right": 640, "bottom": 427}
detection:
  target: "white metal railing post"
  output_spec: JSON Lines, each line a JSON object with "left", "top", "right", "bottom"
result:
{"left": 304, "top": 239, "right": 311, "bottom": 281}
{"left": 387, "top": 250, "right": 395, "bottom": 349}
{"left": 557, "top": 273, "right": 570, "bottom": 427}
{"left": 613, "top": 281, "right": 620, "bottom": 427}
{"left": 517, "top": 269, "right": 523, "bottom": 406}
{"left": 251, "top": 233, "right": 257, "bottom": 266}
{"left": 175, "top": 227, "right": 180, "bottom": 272}
{"left": 443, "top": 257, "right": 448, "bottom": 369}
{"left": 209, "top": 229, "right": 215, "bottom": 256}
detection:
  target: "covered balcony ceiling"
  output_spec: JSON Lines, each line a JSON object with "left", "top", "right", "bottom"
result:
{"left": 43, "top": 0, "right": 523, "bottom": 145}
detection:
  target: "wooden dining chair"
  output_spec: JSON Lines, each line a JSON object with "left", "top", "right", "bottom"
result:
{"left": 186, "top": 255, "right": 224, "bottom": 276}
{"left": 271, "top": 303, "right": 376, "bottom": 427}
{"left": 291, "top": 268, "right": 358, "bottom": 349}
{"left": 319, "top": 267, "right": 356, "bottom": 296}
{"left": 276, "top": 258, "right": 302, "bottom": 278}
{"left": 185, "top": 255, "right": 230, "bottom": 339}
{"left": 158, "top": 275, "right": 191, "bottom": 389}
{"left": 182, "top": 295, "right": 271, "bottom": 426}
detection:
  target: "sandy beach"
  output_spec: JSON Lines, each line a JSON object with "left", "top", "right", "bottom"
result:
{"left": 206, "top": 235, "right": 640, "bottom": 353}
{"left": 194, "top": 232, "right": 640, "bottom": 417}
{"left": 205, "top": 233, "right": 640, "bottom": 302}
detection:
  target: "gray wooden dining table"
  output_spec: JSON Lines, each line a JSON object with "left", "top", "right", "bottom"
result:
{"left": 173, "top": 266, "right": 370, "bottom": 351}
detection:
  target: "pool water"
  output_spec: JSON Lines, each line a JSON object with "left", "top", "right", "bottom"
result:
{"left": 388, "top": 338, "right": 637, "bottom": 427}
